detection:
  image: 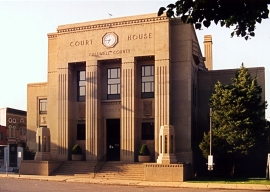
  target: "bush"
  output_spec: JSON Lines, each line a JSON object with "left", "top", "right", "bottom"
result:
{"left": 139, "top": 144, "right": 150, "bottom": 156}
{"left": 23, "top": 146, "right": 35, "bottom": 160}
{"left": 72, "top": 144, "right": 82, "bottom": 155}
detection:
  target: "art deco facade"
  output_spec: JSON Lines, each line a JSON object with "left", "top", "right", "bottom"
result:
{"left": 27, "top": 13, "right": 265, "bottom": 171}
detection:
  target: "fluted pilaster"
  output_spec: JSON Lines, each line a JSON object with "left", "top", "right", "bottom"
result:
{"left": 121, "top": 59, "right": 135, "bottom": 161}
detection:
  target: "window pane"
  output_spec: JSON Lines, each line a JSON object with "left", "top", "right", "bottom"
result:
{"left": 144, "top": 66, "right": 151, "bottom": 76}
{"left": 80, "top": 71, "right": 86, "bottom": 80}
{"left": 79, "top": 81, "right": 86, "bottom": 86}
{"left": 117, "top": 84, "right": 121, "bottom": 93}
{"left": 79, "top": 87, "right": 85, "bottom": 96}
{"left": 142, "top": 76, "right": 154, "bottom": 82}
{"left": 110, "top": 68, "right": 118, "bottom": 78}
{"left": 141, "top": 65, "right": 154, "bottom": 98}
{"left": 39, "top": 99, "right": 47, "bottom": 113}
{"left": 108, "top": 67, "right": 121, "bottom": 99}
{"left": 108, "top": 79, "right": 120, "bottom": 84}
{"left": 110, "top": 84, "right": 118, "bottom": 94}
{"left": 144, "top": 82, "right": 152, "bottom": 92}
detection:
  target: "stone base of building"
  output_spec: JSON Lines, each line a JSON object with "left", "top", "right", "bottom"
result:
{"left": 156, "top": 154, "right": 177, "bottom": 164}
{"left": 145, "top": 163, "right": 191, "bottom": 181}
{"left": 20, "top": 160, "right": 62, "bottom": 176}
{"left": 35, "top": 152, "right": 53, "bottom": 161}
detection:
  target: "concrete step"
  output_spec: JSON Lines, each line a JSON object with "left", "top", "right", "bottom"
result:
{"left": 52, "top": 161, "right": 96, "bottom": 176}
{"left": 95, "top": 162, "right": 145, "bottom": 180}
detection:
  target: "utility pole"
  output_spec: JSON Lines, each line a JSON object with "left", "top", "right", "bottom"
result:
{"left": 207, "top": 108, "right": 214, "bottom": 172}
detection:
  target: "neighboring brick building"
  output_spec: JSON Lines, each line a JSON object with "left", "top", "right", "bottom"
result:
{"left": 0, "top": 107, "right": 27, "bottom": 146}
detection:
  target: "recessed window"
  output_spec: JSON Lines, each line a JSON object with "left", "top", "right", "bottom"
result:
{"left": 77, "top": 124, "right": 85, "bottom": 140}
{"left": 78, "top": 71, "right": 86, "bottom": 101}
{"left": 0, "top": 133, "right": 3, "bottom": 140}
{"left": 141, "top": 122, "right": 154, "bottom": 140}
{"left": 142, "top": 65, "right": 154, "bottom": 98}
{"left": 39, "top": 99, "right": 47, "bottom": 114}
{"left": 107, "top": 68, "right": 120, "bottom": 100}
{"left": 20, "top": 128, "right": 26, "bottom": 136}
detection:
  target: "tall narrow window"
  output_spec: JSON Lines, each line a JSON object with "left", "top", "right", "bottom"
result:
{"left": 39, "top": 99, "right": 47, "bottom": 114}
{"left": 141, "top": 122, "right": 154, "bottom": 140}
{"left": 0, "top": 133, "right": 3, "bottom": 140}
{"left": 107, "top": 68, "right": 120, "bottom": 100}
{"left": 77, "top": 124, "right": 85, "bottom": 140}
{"left": 142, "top": 65, "right": 154, "bottom": 98}
{"left": 78, "top": 71, "right": 86, "bottom": 101}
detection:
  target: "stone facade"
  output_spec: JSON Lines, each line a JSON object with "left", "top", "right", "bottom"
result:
{"left": 26, "top": 13, "right": 265, "bottom": 175}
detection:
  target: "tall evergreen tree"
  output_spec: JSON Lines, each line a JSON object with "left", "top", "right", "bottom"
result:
{"left": 199, "top": 64, "right": 268, "bottom": 176}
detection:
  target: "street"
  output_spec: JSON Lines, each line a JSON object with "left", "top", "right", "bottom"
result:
{"left": 0, "top": 178, "right": 266, "bottom": 192}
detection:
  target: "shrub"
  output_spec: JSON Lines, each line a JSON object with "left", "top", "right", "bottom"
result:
{"left": 72, "top": 144, "right": 82, "bottom": 155}
{"left": 139, "top": 144, "right": 150, "bottom": 156}
{"left": 23, "top": 146, "right": 36, "bottom": 160}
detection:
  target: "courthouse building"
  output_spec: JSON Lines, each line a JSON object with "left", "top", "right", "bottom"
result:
{"left": 27, "top": 13, "right": 265, "bottom": 171}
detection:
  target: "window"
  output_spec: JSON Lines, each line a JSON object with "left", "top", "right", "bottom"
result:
{"left": 77, "top": 124, "right": 85, "bottom": 140}
{"left": 78, "top": 71, "right": 86, "bottom": 101}
{"left": 39, "top": 99, "right": 47, "bottom": 114}
{"left": 0, "top": 133, "right": 3, "bottom": 140}
{"left": 141, "top": 122, "right": 154, "bottom": 140}
{"left": 142, "top": 65, "right": 154, "bottom": 98}
{"left": 20, "top": 128, "right": 26, "bottom": 135}
{"left": 107, "top": 68, "right": 120, "bottom": 100}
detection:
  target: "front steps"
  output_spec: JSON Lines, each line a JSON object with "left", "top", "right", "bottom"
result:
{"left": 52, "top": 161, "right": 96, "bottom": 176}
{"left": 52, "top": 161, "right": 146, "bottom": 180}
{"left": 94, "top": 162, "right": 145, "bottom": 180}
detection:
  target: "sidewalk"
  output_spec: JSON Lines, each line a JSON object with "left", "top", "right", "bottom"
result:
{"left": 1, "top": 172, "right": 270, "bottom": 191}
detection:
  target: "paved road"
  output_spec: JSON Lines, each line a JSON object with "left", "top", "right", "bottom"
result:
{"left": 0, "top": 178, "right": 267, "bottom": 192}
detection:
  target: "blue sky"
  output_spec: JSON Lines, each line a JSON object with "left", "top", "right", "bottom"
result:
{"left": 0, "top": 0, "right": 270, "bottom": 119}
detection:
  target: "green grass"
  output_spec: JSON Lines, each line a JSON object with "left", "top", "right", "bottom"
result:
{"left": 187, "top": 177, "right": 270, "bottom": 185}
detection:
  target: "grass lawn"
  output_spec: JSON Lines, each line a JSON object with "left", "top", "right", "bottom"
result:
{"left": 187, "top": 177, "right": 270, "bottom": 185}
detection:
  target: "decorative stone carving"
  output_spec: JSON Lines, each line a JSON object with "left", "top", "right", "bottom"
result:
{"left": 39, "top": 115, "right": 47, "bottom": 126}
{"left": 143, "top": 101, "right": 152, "bottom": 116}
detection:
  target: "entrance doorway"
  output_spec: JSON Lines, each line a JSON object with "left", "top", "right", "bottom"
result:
{"left": 106, "top": 119, "right": 120, "bottom": 161}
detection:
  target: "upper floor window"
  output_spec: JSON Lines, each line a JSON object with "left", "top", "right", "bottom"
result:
{"left": 107, "top": 68, "right": 120, "bottom": 100}
{"left": 39, "top": 99, "right": 47, "bottom": 114}
{"left": 142, "top": 65, "right": 154, "bottom": 98}
{"left": 0, "top": 132, "right": 3, "bottom": 140}
{"left": 78, "top": 71, "right": 86, "bottom": 101}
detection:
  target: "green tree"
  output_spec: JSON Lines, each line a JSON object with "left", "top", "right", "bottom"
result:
{"left": 199, "top": 64, "right": 268, "bottom": 176}
{"left": 158, "top": 0, "right": 269, "bottom": 40}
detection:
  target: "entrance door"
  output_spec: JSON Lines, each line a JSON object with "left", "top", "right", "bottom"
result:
{"left": 106, "top": 119, "right": 120, "bottom": 161}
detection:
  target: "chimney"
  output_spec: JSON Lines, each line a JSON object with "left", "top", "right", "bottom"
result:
{"left": 204, "top": 35, "right": 213, "bottom": 70}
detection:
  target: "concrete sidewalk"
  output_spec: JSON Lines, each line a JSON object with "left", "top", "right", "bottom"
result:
{"left": 1, "top": 172, "right": 270, "bottom": 191}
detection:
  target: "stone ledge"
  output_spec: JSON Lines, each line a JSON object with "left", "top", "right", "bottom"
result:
{"left": 20, "top": 160, "right": 62, "bottom": 176}
{"left": 145, "top": 163, "right": 191, "bottom": 182}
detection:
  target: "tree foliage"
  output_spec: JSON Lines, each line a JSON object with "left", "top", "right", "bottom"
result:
{"left": 199, "top": 64, "right": 268, "bottom": 160}
{"left": 158, "top": 0, "right": 269, "bottom": 40}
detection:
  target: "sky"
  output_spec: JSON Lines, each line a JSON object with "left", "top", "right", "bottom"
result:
{"left": 0, "top": 0, "right": 270, "bottom": 119}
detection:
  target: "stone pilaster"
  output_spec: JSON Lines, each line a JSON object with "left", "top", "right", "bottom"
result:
{"left": 85, "top": 60, "right": 101, "bottom": 161}
{"left": 154, "top": 59, "right": 170, "bottom": 159}
{"left": 121, "top": 57, "right": 135, "bottom": 162}
{"left": 57, "top": 68, "right": 69, "bottom": 160}
{"left": 157, "top": 125, "right": 177, "bottom": 164}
